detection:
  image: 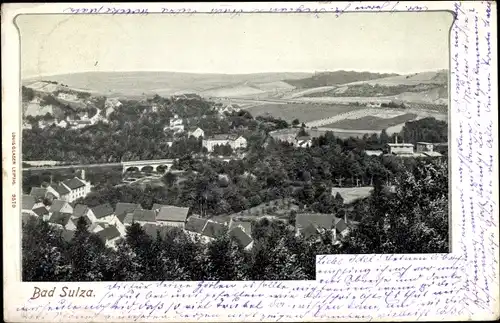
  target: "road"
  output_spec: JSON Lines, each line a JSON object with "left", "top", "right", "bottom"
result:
{"left": 22, "top": 162, "right": 123, "bottom": 171}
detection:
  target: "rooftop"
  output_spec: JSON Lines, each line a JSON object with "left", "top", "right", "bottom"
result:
{"left": 132, "top": 209, "right": 156, "bottom": 223}
{"left": 49, "top": 199, "right": 70, "bottom": 213}
{"left": 96, "top": 226, "right": 122, "bottom": 242}
{"left": 156, "top": 205, "right": 190, "bottom": 222}
{"left": 63, "top": 177, "right": 86, "bottom": 190}
{"left": 229, "top": 227, "right": 253, "bottom": 248}
{"left": 30, "top": 187, "right": 47, "bottom": 199}
{"left": 202, "top": 220, "right": 226, "bottom": 238}
{"left": 91, "top": 204, "right": 114, "bottom": 219}
{"left": 185, "top": 216, "right": 208, "bottom": 234}
{"left": 295, "top": 213, "right": 335, "bottom": 231}
{"left": 72, "top": 204, "right": 89, "bottom": 218}
{"left": 48, "top": 212, "right": 73, "bottom": 226}
{"left": 50, "top": 183, "right": 71, "bottom": 195}
{"left": 22, "top": 195, "right": 36, "bottom": 210}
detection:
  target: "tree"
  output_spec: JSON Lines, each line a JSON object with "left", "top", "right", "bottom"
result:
{"left": 292, "top": 119, "right": 300, "bottom": 126}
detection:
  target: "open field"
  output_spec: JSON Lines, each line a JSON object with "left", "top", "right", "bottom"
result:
{"left": 323, "top": 113, "right": 418, "bottom": 131}
{"left": 246, "top": 103, "right": 365, "bottom": 123}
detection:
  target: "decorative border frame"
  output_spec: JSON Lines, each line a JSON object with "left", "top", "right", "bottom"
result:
{"left": 2, "top": 2, "right": 498, "bottom": 322}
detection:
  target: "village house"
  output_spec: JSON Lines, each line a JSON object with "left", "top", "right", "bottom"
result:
{"left": 96, "top": 225, "right": 122, "bottom": 250}
{"left": 187, "top": 127, "right": 205, "bottom": 138}
{"left": 155, "top": 206, "right": 190, "bottom": 228}
{"left": 114, "top": 202, "right": 143, "bottom": 226}
{"left": 386, "top": 137, "right": 414, "bottom": 156}
{"left": 61, "top": 171, "right": 92, "bottom": 202}
{"left": 48, "top": 200, "right": 73, "bottom": 221}
{"left": 72, "top": 204, "right": 91, "bottom": 221}
{"left": 21, "top": 195, "right": 37, "bottom": 216}
{"left": 30, "top": 187, "right": 48, "bottom": 202}
{"left": 22, "top": 122, "right": 32, "bottom": 130}
{"left": 124, "top": 209, "right": 157, "bottom": 227}
{"left": 184, "top": 216, "right": 211, "bottom": 242}
{"left": 295, "top": 136, "right": 312, "bottom": 148}
{"left": 45, "top": 183, "right": 71, "bottom": 201}
{"left": 90, "top": 204, "right": 116, "bottom": 226}
{"left": 202, "top": 134, "right": 247, "bottom": 152}
{"left": 47, "top": 211, "right": 75, "bottom": 231}
{"left": 201, "top": 220, "right": 226, "bottom": 241}
{"left": 228, "top": 219, "right": 252, "bottom": 236}
{"left": 229, "top": 227, "right": 254, "bottom": 250}
{"left": 416, "top": 142, "right": 443, "bottom": 158}
{"left": 295, "top": 213, "right": 349, "bottom": 242}
{"left": 164, "top": 114, "right": 185, "bottom": 133}
{"left": 32, "top": 206, "right": 49, "bottom": 218}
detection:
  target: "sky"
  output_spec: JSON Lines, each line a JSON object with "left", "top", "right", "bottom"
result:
{"left": 16, "top": 12, "right": 454, "bottom": 78}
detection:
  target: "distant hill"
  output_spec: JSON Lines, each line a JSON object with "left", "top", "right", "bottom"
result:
{"left": 287, "top": 69, "right": 449, "bottom": 105}
{"left": 23, "top": 71, "right": 312, "bottom": 98}
{"left": 284, "top": 71, "right": 399, "bottom": 89}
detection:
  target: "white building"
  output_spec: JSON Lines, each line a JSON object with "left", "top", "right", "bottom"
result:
{"left": 202, "top": 134, "right": 247, "bottom": 152}
{"left": 188, "top": 127, "right": 205, "bottom": 138}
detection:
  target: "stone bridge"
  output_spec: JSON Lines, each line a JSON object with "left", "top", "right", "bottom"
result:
{"left": 121, "top": 159, "right": 175, "bottom": 174}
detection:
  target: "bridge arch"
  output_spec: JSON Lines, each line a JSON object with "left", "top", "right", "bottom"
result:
{"left": 125, "top": 166, "right": 140, "bottom": 173}
{"left": 141, "top": 165, "right": 154, "bottom": 173}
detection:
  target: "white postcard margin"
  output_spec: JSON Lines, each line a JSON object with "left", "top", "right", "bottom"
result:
{"left": 1, "top": 1, "right": 498, "bottom": 322}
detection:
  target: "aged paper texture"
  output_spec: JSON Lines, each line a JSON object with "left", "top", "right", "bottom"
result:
{"left": 2, "top": 1, "right": 498, "bottom": 322}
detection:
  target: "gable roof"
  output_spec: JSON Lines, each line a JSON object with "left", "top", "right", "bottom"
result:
{"left": 201, "top": 220, "right": 226, "bottom": 238}
{"left": 49, "top": 200, "right": 70, "bottom": 213}
{"left": 63, "top": 177, "right": 86, "bottom": 190}
{"left": 208, "top": 134, "right": 239, "bottom": 141}
{"left": 156, "top": 206, "right": 190, "bottom": 222}
{"left": 91, "top": 204, "right": 114, "bottom": 219}
{"left": 115, "top": 202, "right": 142, "bottom": 216}
{"left": 331, "top": 187, "right": 373, "bottom": 204}
{"left": 22, "top": 195, "right": 36, "bottom": 210}
{"left": 229, "top": 227, "right": 253, "bottom": 248}
{"left": 88, "top": 222, "right": 104, "bottom": 233}
{"left": 72, "top": 204, "right": 89, "bottom": 218}
{"left": 32, "top": 206, "right": 49, "bottom": 217}
{"left": 48, "top": 212, "right": 73, "bottom": 226}
{"left": 132, "top": 209, "right": 156, "bottom": 222}
{"left": 333, "top": 217, "right": 348, "bottom": 233}
{"left": 61, "top": 230, "right": 76, "bottom": 242}
{"left": 50, "top": 183, "right": 71, "bottom": 195}
{"left": 301, "top": 223, "right": 320, "bottom": 239}
{"left": 229, "top": 220, "right": 252, "bottom": 235}
{"left": 185, "top": 216, "right": 207, "bottom": 234}
{"left": 151, "top": 203, "right": 168, "bottom": 212}
{"left": 123, "top": 212, "right": 135, "bottom": 225}
{"left": 115, "top": 203, "right": 142, "bottom": 222}
{"left": 30, "top": 187, "right": 47, "bottom": 199}
{"left": 96, "top": 226, "right": 122, "bottom": 242}
{"left": 295, "top": 213, "right": 335, "bottom": 231}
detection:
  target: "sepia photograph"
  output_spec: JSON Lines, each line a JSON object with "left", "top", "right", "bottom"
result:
{"left": 17, "top": 11, "right": 452, "bottom": 282}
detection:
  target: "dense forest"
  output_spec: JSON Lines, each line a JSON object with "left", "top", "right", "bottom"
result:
{"left": 23, "top": 158, "right": 449, "bottom": 282}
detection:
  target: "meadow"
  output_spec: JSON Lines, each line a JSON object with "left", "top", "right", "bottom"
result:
{"left": 323, "top": 113, "right": 418, "bottom": 131}
{"left": 246, "top": 103, "right": 365, "bottom": 123}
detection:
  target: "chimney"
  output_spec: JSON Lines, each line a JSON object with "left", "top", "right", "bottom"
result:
{"left": 81, "top": 169, "right": 85, "bottom": 180}
{"left": 344, "top": 211, "right": 347, "bottom": 225}
{"left": 395, "top": 135, "right": 398, "bottom": 144}
{"left": 50, "top": 174, "right": 53, "bottom": 184}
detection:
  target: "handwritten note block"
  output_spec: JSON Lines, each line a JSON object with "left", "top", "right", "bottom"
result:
{"left": 3, "top": 1, "right": 499, "bottom": 322}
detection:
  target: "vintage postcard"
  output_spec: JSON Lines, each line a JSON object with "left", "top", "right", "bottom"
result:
{"left": 2, "top": 1, "right": 498, "bottom": 322}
